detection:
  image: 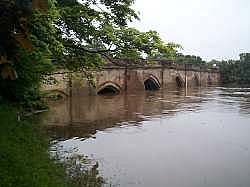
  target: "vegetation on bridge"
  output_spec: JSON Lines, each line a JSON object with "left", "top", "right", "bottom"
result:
{"left": 176, "top": 53, "right": 206, "bottom": 65}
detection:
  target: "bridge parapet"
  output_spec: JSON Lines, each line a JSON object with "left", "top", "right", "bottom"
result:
{"left": 41, "top": 60, "right": 221, "bottom": 96}
{"left": 104, "top": 59, "right": 219, "bottom": 73}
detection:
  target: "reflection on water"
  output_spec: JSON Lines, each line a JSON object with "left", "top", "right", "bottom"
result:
{"left": 43, "top": 87, "right": 250, "bottom": 187}
{"left": 44, "top": 88, "right": 205, "bottom": 140}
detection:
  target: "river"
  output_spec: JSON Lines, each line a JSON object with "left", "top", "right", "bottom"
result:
{"left": 43, "top": 87, "right": 250, "bottom": 187}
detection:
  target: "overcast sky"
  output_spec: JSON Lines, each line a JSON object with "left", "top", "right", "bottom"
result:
{"left": 129, "top": 0, "right": 250, "bottom": 61}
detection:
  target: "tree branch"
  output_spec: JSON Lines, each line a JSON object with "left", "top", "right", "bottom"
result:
{"left": 64, "top": 43, "right": 118, "bottom": 54}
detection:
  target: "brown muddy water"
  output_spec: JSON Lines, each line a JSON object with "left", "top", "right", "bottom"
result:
{"left": 43, "top": 87, "right": 250, "bottom": 187}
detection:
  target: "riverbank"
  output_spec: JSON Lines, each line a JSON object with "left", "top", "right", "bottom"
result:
{"left": 0, "top": 104, "right": 103, "bottom": 187}
{"left": 0, "top": 104, "right": 68, "bottom": 187}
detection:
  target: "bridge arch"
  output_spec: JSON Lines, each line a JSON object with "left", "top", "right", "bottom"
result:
{"left": 97, "top": 82, "right": 121, "bottom": 95}
{"left": 45, "top": 89, "right": 69, "bottom": 98}
{"left": 176, "top": 74, "right": 184, "bottom": 88}
{"left": 144, "top": 75, "right": 161, "bottom": 91}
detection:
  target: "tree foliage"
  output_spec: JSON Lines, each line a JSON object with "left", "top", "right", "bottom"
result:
{"left": 40, "top": 0, "right": 181, "bottom": 67}
{"left": 0, "top": 0, "right": 181, "bottom": 107}
{"left": 217, "top": 53, "right": 250, "bottom": 85}
{"left": 175, "top": 53, "right": 205, "bottom": 65}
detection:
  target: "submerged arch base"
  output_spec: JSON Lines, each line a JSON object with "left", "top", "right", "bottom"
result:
{"left": 144, "top": 76, "right": 161, "bottom": 91}
{"left": 176, "top": 76, "right": 184, "bottom": 88}
{"left": 97, "top": 82, "right": 121, "bottom": 95}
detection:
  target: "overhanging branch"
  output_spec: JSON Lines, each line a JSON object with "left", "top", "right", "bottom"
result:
{"left": 64, "top": 44, "right": 118, "bottom": 54}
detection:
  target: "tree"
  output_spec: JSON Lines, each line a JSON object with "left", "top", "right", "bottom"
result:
{"left": 0, "top": 0, "right": 181, "bottom": 107}
{"left": 31, "top": 0, "right": 181, "bottom": 68}
{"left": 175, "top": 53, "right": 205, "bottom": 65}
{"left": 217, "top": 53, "right": 250, "bottom": 85}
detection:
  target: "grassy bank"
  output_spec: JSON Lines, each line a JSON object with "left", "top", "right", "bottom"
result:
{"left": 0, "top": 104, "right": 104, "bottom": 187}
{"left": 0, "top": 104, "right": 67, "bottom": 187}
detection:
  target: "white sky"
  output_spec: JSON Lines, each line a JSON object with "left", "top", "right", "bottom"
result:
{"left": 129, "top": 0, "right": 250, "bottom": 61}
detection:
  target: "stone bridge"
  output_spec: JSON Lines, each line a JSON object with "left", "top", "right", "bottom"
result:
{"left": 42, "top": 61, "right": 220, "bottom": 96}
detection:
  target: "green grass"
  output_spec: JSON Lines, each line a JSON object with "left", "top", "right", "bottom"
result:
{"left": 0, "top": 104, "right": 105, "bottom": 187}
{"left": 0, "top": 104, "right": 68, "bottom": 187}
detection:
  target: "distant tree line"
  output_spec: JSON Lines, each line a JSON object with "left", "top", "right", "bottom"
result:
{"left": 175, "top": 52, "right": 250, "bottom": 86}
{"left": 174, "top": 52, "right": 250, "bottom": 86}
{"left": 215, "top": 53, "right": 250, "bottom": 85}
{"left": 175, "top": 53, "right": 206, "bottom": 65}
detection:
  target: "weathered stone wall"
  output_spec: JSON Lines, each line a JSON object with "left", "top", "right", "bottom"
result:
{"left": 41, "top": 70, "right": 70, "bottom": 96}
{"left": 126, "top": 67, "right": 163, "bottom": 92}
{"left": 95, "top": 68, "right": 126, "bottom": 92}
{"left": 41, "top": 64, "right": 220, "bottom": 95}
